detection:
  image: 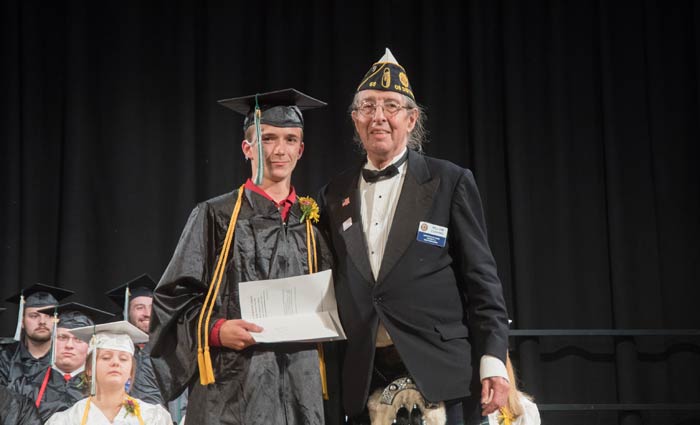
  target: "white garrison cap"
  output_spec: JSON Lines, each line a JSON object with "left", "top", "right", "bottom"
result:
{"left": 70, "top": 320, "right": 148, "bottom": 356}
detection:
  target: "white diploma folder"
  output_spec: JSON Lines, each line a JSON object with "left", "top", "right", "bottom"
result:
{"left": 239, "top": 269, "right": 346, "bottom": 343}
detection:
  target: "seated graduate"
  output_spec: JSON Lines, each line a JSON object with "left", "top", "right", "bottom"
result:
{"left": 0, "top": 307, "right": 42, "bottom": 425}
{"left": 106, "top": 274, "right": 189, "bottom": 425}
{"left": 149, "top": 88, "right": 336, "bottom": 425}
{"left": 1, "top": 284, "right": 74, "bottom": 390}
{"left": 26, "top": 303, "right": 114, "bottom": 422}
{"left": 46, "top": 321, "right": 172, "bottom": 425}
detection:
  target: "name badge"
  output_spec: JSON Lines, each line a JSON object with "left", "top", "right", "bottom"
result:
{"left": 416, "top": 221, "right": 448, "bottom": 247}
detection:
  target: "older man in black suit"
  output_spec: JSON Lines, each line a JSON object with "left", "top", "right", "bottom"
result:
{"left": 320, "top": 48, "right": 510, "bottom": 425}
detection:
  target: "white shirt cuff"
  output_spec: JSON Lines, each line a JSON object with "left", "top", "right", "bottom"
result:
{"left": 480, "top": 354, "right": 508, "bottom": 382}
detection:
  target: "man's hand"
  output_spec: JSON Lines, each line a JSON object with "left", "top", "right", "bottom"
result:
{"left": 481, "top": 376, "right": 510, "bottom": 416}
{"left": 218, "top": 319, "right": 263, "bottom": 351}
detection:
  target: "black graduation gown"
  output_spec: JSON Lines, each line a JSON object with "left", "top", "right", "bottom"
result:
{"left": 0, "top": 342, "right": 50, "bottom": 393}
{"left": 0, "top": 386, "right": 42, "bottom": 425}
{"left": 25, "top": 369, "right": 87, "bottom": 422}
{"left": 150, "top": 188, "right": 335, "bottom": 425}
{"left": 130, "top": 343, "right": 164, "bottom": 405}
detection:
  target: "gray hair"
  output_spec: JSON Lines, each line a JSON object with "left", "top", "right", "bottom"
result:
{"left": 349, "top": 93, "right": 428, "bottom": 153}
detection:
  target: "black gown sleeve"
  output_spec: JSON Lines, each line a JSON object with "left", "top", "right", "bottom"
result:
{"left": 130, "top": 345, "right": 165, "bottom": 405}
{"left": 149, "top": 203, "right": 217, "bottom": 402}
{"left": 0, "top": 386, "right": 42, "bottom": 425}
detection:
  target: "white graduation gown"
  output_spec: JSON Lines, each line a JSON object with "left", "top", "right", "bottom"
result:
{"left": 46, "top": 396, "right": 172, "bottom": 425}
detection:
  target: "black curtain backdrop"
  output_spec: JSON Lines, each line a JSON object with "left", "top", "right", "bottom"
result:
{"left": 2, "top": 1, "right": 699, "bottom": 424}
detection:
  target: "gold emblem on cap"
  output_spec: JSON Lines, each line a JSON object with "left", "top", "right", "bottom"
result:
{"left": 399, "top": 72, "right": 409, "bottom": 87}
{"left": 381, "top": 68, "right": 391, "bottom": 88}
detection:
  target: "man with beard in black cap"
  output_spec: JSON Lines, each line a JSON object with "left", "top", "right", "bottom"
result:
{"left": 0, "top": 284, "right": 74, "bottom": 392}
{"left": 0, "top": 307, "right": 42, "bottom": 425}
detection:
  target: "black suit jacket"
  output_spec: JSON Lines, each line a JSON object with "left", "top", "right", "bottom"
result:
{"left": 319, "top": 149, "right": 509, "bottom": 416}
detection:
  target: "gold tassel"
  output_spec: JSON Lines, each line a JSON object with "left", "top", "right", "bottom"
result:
{"left": 196, "top": 349, "right": 207, "bottom": 385}
{"left": 317, "top": 342, "right": 328, "bottom": 400}
{"left": 196, "top": 185, "right": 245, "bottom": 385}
{"left": 203, "top": 347, "right": 215, "bottom": 383}
{"left": 306, "top": 220, "right": 328, "bottom": 400}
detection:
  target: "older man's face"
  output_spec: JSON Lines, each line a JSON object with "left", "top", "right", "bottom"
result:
{"left": 129, "top": 296, "right": 152, "bottom": 334}
{"left": 351, "top": 90, "right": 417, "bottom": 164}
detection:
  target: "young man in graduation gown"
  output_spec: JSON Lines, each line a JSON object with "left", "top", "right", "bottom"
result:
{"left": 0, "top": 284, "right": 74, "bottom": 392}
{"left": 319, "top": 49, "right": 510, "bottom": 425}
{"left": 149, "top": 88, "right": 336, "bottom": 425}
{"left": 22, "top": 303, "right": 114, "bottom": 422}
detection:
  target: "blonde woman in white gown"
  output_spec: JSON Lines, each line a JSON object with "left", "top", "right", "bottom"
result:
{"left": 486, "top": 354, "right": 540, "bottom": 425}
{"left": 46, "top": 321, "right": 172, "bottom": 425}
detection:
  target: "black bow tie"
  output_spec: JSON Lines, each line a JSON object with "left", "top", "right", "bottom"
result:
{"left": 362, "top": 152, "right": 408, "bottom": 183}
{"left": 362, "top": 166, "right": 399, "bottom": 183}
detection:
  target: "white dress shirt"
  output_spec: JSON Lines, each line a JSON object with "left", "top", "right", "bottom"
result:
{"left": 359, "top": 147, "right": 507, "bottom": 382}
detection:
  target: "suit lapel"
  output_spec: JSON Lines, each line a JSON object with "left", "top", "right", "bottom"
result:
{"left": 377, "top": 150, "right": 439, "bottom": 283}
{"left": 332, "top": 170, "right": 375, "bottom": 285}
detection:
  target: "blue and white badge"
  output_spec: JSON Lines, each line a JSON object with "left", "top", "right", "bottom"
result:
{"left": 416, "top": 221, "right": 448, "bottom": 247}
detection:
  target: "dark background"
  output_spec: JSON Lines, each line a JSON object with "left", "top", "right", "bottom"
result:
{"left": 2, "top": 1, "right": 699, "bottom": 424}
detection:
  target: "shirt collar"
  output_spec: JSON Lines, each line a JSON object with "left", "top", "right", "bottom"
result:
{"left": 244, "top": 179, "right": 297, "bottom": 221}
{"left": 365, "top": 147, "right": 408, "bottom": 171}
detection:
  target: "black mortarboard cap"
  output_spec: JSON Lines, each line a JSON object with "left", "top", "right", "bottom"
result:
{"left": 218, "top": 88, "right": 327, "bottom": 131}
{"left": 37, "top": 302, "right": 115, "bottom": 330}
{"left": 6, "top": 283, "right": 74, "bottom": 308}
{"left": 105, "top": 274, "right": 157, "bottom": 308}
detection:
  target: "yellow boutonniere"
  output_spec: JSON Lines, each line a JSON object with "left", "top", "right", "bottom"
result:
{"left": 123, "top": 396, "right": 141, "bottom": 418}
{"left": 299, "top": 196, "right": 320, "bottom": 223}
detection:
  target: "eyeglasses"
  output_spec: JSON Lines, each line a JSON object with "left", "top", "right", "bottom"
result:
{"left": 56, "top": 335, "right": 84, "bottom": 344}
{"left": 354, "top": 101, "right": 412, "bottom": 117}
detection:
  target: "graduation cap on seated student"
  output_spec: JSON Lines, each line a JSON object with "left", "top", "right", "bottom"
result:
{"left": 32, "top": 303, "right": 115, "bottom": 408}
{"left": 70, "top": 321, "right": 149, "bottom": 396}
{"left": 36, "top": 302, "right": 115, "bottom": 366}
{"left": 217, "top": 88, "right": 327, "bottom": 185}
{"left": 5, "top": 283, "right": 75, "bottom": 341}
{"left": 105, "top": 274, "right": 157, "bottom": 326}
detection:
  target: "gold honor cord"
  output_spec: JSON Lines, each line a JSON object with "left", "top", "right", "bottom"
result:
{"left": 306, "top": 220, "right": 327, "bottom": 400}
{"left": 81, "top": 397, "right": 145, "bottom": 425}
{"left": 196, "top": 185, "right": 245, "bottom": 385}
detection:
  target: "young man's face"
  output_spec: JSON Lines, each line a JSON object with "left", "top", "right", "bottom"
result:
{"left": 128, "top": 296, "right": 152, "bottom": 334}
{"left": 23, "top": 306, "right": 53, "bottom": 343}
{"left": 54, "top": 328, "right": 88, "bottom": 373}
{"left": 242, "top": 124, "right": 304, "bottom": 185}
